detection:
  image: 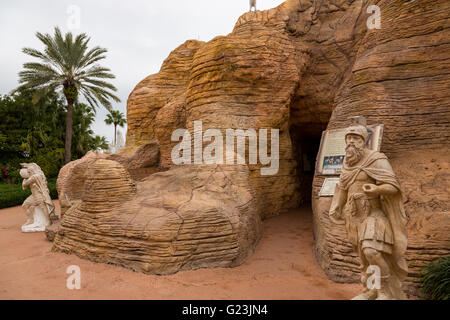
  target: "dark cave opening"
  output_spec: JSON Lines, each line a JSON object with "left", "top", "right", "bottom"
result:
{"left": 289, "top": 123, "right": 326, "bottom": 207}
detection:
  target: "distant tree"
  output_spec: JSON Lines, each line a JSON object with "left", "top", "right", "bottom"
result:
{"left": 104, "top": 110, "right": 126, "bottom": 146}
{"left": 0, "top": 90, "right": 108, "bottom": 178}
{"left": 15, "top": 27, "right": 120, "bottom": 163}
{"left": 72, "top": 103, "right": 109, "bottom": 157}
{"left": 91, "top": 135, "right": 109, "bottom": 151}
{"left": 0, "top": 90, "right": 65, "bottom": 176}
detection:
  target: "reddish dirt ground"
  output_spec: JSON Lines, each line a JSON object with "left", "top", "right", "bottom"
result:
{"left": 0, "top": 201, "right": 359, "bottom": 299}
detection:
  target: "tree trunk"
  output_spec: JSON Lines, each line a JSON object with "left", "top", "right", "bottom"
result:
{"left": 114, "top": 124, "right": 117, "bottom": 146}
{"left": 64, "top": 100, "right": 73, "bottom": 163}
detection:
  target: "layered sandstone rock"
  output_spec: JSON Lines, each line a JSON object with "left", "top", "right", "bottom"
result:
{"left": 107, "top": 142, "right": 161, "bottom": 180}
{"left": 126, "top": 40, "right": 203, "bottom": 149}
{"left": 311, "top": 0, "right": 450, "bottom": 295}
{"left": 184, "top": 14, "right": 304, "bottom": 219}
{"left": 55, "top": 0, "right": 449, "bottom": 293}
{"left": 56, "top": 151, "right": 106, "bottom": 216}
{"left": 52, "top": 161, "right": 261, "bottom": 274}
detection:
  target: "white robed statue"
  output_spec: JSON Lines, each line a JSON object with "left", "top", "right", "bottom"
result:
{"left": 20, "top": 163, "right": 56, "bottom": 232}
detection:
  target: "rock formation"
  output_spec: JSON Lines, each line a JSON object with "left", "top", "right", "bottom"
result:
{"left": 309, "top": 0, "right": 450, "bottom": 295}
{"left": 53, "top": 160, "right": 261, "bottom": 274}
{"left": 52, "top": 0, "right": 449, "bottom": 295}
{"left": 56, "top": 150, "right": 106, "bottom": 216}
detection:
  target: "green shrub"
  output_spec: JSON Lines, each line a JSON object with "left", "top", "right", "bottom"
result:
{"left": 0, "top": 178, "right": 57, "bottom": 209}
{"left": 421, "top": 256, "right": 450, "bottom": 300}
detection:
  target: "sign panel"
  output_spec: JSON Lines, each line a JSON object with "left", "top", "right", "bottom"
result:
{"left": 318, "top": 177, "right": 340, "bottom": 197}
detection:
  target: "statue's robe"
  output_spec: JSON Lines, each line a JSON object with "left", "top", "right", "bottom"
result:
{"left": 30, "top": 173, "right": 55, "bottom": 218}
{"left": 339, "top": 150, "right": 408, "bottom": 295}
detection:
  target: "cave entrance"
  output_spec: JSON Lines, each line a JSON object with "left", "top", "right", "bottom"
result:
{"left": 289, "top": 123, "right": 326, "bottom": 207}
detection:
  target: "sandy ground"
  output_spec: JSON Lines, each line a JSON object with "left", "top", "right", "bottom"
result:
{"left": 0, "top": 201, "right": 360, "bottom": 300}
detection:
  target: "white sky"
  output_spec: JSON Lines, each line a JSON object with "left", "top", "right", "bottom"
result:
{"left": 0, "top": 0, "right": 285, "bottom": 144}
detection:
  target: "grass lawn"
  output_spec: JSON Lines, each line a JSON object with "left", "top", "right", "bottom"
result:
{"left": 0, "top": 178, "right": 57, "bottom": 209}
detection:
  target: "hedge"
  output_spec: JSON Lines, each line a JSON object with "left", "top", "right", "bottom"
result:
{"left": 0, "top": 178, "right": 58, "bottom": 209}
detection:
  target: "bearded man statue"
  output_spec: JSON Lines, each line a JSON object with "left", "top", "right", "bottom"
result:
{"left": 329, "top": 124, "right": 409, "bottom": 300}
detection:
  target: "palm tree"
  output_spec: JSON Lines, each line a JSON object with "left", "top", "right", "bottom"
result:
{"left": 91, "top": 135, "right": 109, "bottom": 151}
{"left": 104, "top": 110, "right": 126, "bottom": 146}
{"left": 15, "top": 27, "right": 120, "bottom": 163}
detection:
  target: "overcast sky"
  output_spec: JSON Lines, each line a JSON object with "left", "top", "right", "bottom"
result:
{"left": 0, "top": 0, "right": 285, "bottom": 144}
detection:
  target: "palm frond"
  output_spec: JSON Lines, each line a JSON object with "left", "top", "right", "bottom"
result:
{"left": 78, "top": 65, "right": 115, "bottom": 79}
{"left": 78, "top": 47, "right": 107, "bottom": 69}
{"left": 80, "top": 78, "right": 117, "bottom": 91}
{"left": 80, "top": 88, "right": 100, "bottom": 112}
{"left": 104, "top": 109, "right": 126, "bottom": 126}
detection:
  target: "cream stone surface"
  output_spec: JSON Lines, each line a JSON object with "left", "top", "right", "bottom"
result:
{"left": 20, "top": 163, "right": 55, "bottom": 233}
{"left": 329, "top": 122, "right": 408, "bottom": 300}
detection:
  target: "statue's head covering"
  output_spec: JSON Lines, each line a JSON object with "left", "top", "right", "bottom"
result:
{"left": 21, "top": 163, "right": 39, "bottom": 174}
{"left": 20, "top": 162, "right": 55, "bottom": 218}
{"left": 345, "top": 125, "right": 369, "bottom": 142}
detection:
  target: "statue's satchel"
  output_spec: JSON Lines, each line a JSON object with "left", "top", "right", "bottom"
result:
{"left": 330, "top": 183, "right": 341, "bottom": 212}
{"left": 329, "top": 183, "right": 345, "bottom": 224}
{"left": 345, "top": 192, "right": 372, "bottom": 218}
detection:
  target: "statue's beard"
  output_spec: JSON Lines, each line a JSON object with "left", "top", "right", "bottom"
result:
{"left": 345, "top": 144, "right": 364, "bottom": 166}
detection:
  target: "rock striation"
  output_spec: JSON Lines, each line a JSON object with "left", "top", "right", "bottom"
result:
{"left": 55, "top": 151, "right": 106, "bottom": 216}
{"left": 53, "top": 161, "right": 261, "bottom": 274}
